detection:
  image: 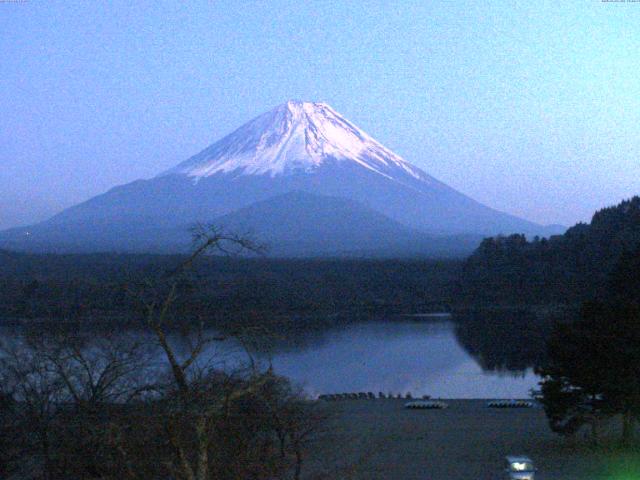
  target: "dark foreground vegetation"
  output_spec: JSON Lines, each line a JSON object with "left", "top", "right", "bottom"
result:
{"left": 451, "top": 196, "right": 640, "bottom": 451}
{"left": 0, "top": 332, "right": 325, "bottom": 480}
{"left": 0, "top": 228, "right": 332, "bottom": 480}
{"left": 459, "top": 197, "right": 640, "bottom": 450}
{"left": 536, "top": 244, "right": 640, "bottom": 446}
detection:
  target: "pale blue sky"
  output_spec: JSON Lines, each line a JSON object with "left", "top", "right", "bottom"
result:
{"left": 1, "top": 0, "right": 639, "bottom": 229}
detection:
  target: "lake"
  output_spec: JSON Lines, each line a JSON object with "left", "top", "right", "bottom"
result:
{"left": 254, "top": 319, "right": 539, "bottom": 399}
{"left": 165, "top": 315, "right": 544, "bottom": 399}
{"left": 2, "top": 312, "right": 550, "bottom": 399}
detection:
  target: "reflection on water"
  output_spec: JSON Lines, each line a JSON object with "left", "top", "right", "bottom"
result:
{"left": 239, "top": 318, "right": 542, "bottom": 399}
{"left": 452, "top": 310, "right": 556, "bottom": 374}
{"left": 1, "top": 310, "right": 555, "bottom": 399}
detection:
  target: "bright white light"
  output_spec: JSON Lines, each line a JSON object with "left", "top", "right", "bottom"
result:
{"left": 510, "top": 462, "right": 533, "bottom": 471}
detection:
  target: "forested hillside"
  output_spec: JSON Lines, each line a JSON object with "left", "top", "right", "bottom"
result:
{"left": 0, "top": 251, "right": 460, "bottom": 323}
{"left": 459, "top": 196, "right": 640, "bottom": 305}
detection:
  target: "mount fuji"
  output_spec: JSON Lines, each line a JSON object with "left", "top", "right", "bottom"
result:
{"left": 0, "top": 100, "right": 562, "bottom": 256}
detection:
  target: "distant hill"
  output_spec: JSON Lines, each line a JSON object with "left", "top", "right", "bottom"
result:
{"left": 459, "top": 196, "right": 640, "bottom": 305}
{"left": 213, "top": 191, "right": 483, "bottom": 257}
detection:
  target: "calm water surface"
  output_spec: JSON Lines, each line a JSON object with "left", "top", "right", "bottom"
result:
{"left": 3, "top": 315, "right": 544, "bottom": 399}
{"left": 173, "top": 318, "right": 541, "bottom": 399}
{"left": 262, "top": 320, "right": 538, "bottom": 399}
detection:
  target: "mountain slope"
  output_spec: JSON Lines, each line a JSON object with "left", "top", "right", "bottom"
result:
{"left": 212, "top": 191, "right": 482, "bottom": 257}
{"left": 0, "top": 100, "right": 560, "bottom": 255}
{"left": 0, "top": 191, "right": 482, "bottom": 257}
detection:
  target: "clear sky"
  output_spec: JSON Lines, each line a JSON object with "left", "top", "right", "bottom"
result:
{"left": 1, "top": 0, "right": 639, "bottom": 229}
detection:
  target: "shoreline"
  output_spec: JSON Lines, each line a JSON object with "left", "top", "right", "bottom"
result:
{"left": 305, "top": 399, "right": 638, "bottom": 479}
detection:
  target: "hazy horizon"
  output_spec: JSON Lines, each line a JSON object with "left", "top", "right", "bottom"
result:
{"left": 2, "top": 1, "right": 640, "bottom": 230}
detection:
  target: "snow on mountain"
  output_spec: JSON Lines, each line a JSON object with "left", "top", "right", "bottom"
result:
{"left": 0, "top": 100, "right": 562, "bottom": 255}
{"left": 163, "top": 100, "right": 432, "bottom": 183}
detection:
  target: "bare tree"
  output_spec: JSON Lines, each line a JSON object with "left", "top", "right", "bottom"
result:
{"left": 37, "top": 331, "right": 155, "bottom": 407}
{"left": 0, "top": 225, "right": 327, "bottom": 480}
{"left": 0, "top": 339, "right": 65, "bottom": 479}
{"left": 257, "top": 372, "right": 329, "bottom": 480}
{"left": 0, "top": 330, "right": 159, "bottom": 479}
{"left": 135, "top": 224, "right": 271, "bottom": 480}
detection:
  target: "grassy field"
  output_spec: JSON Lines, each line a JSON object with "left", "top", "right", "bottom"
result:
{"left": 305, "top": 399, "right": 640, "bottom": 480}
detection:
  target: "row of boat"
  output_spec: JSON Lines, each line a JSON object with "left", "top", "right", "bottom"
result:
{"left": 318, "top": 392, "right": 432, "bottom": 401}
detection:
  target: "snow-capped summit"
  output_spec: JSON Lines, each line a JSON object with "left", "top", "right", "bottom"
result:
{"left": 164, "top": 100, "right": 431, "bottom": 182}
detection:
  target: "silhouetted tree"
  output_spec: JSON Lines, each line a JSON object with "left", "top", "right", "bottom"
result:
{"left": 460, "top": 196, "right": 640, "bottom": 306}
{"left": 609, "top": 245, "right": 640, "bottom": 305}
{"left": 538, "top": 300, "right": 640, "bottom": 445}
